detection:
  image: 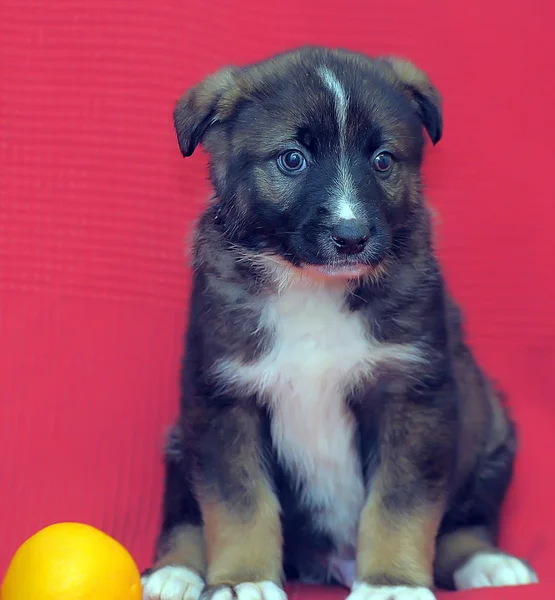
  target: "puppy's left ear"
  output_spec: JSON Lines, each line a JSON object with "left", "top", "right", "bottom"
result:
{"left": 173, "top": 67, "right": 239, "bottom": 157}
{"left": 379, "top": 58, "right": 443, "bottom": 145}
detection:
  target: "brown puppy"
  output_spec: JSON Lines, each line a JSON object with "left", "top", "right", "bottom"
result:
{"left": 142, "top": 47, "right": 538, "bottom": 600}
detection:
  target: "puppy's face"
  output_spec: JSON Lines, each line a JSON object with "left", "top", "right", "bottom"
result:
{"left": 174, "top": 47, "right": 442, "bottom": 279}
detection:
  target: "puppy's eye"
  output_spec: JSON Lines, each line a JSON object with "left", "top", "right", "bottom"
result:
{"left": 277, "top": 150, "right": 307, "bottom": 174}
{"left": 372, "top": 152, "right": 394, "bottom": 173}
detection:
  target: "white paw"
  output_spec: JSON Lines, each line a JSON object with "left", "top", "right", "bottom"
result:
{"left": 211, "top": 582, "right": 287, "bottom": 600}
{"left": 454, "top": 552, "right": 539, "bottom": 589}
{"left": 142, "top": 566, "right": 205, "bottom": 600}
{"left": 348, "top": 582, "right": 435, "bottom": 600}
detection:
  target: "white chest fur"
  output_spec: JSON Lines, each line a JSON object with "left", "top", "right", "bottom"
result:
{"left": 214, "top": 276, "right": 423, "bottom": 553}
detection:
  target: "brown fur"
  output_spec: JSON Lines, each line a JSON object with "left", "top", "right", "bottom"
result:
{"left": 153, "top": 525, "right": 207, "bottom": 576}
{"left": 354, "top": 389, "right": 453, "bottom": 588}
{"left": 202, "top": 480, "right": 283, "bottom": 587}
{"left": 357, "top": 497, "right": 441, "bottom": 588}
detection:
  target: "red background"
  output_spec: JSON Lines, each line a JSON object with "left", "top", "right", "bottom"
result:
{"left": 1, "top": 0, "right": 554, "bottom": 597}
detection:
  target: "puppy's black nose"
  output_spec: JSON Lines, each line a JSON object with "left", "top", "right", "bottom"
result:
{"left": 330, "top": 220, "right": 370, "bottom": 255}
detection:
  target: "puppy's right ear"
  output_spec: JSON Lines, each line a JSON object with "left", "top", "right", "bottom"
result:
{"left": 173, "top": 67, "right": 239, "bottom": 157}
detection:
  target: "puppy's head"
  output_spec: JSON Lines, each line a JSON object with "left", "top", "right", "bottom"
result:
{"left": 174, "top": 47, "right": 442, "bottom": 279}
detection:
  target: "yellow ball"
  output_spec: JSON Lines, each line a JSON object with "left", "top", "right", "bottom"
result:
{"left": 1, "top": 522, "right": 142, "bottom": 600}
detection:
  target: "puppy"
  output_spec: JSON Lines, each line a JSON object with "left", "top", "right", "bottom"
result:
{"left": 142, "top": 47, "right": 538, "bottom": 600}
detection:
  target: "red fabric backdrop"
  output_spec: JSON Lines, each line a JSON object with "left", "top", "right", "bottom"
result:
{"left": 1, "top": 0, "right": 554, "bottom": 597}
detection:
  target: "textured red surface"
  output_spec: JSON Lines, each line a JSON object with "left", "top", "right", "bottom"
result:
{"left": 1, "top": 0, "right": 554, "bottom": 598}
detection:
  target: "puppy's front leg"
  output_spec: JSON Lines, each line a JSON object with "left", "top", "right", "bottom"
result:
{"left": 350, "top": 386, "right": 456, "bottom": 600}
{"left": 197, "top": 406, "right": 285, "bottom": 600}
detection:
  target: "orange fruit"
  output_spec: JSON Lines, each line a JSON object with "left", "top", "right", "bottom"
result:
{"left": 1, "top": 522, "right": 142, "bottom": 600}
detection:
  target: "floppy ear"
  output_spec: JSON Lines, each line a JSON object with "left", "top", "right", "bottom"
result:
{"left": 379, "top": 57, "right": 443, "bottom": 145}
{"left": 173, "top": 67, "right": 239, "bottom": 157}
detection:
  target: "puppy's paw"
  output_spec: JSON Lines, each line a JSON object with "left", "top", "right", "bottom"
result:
{"left": 142, "top": 565, "right": 205, "bottom": 600}
{"left": 202, "top": 582, "right": 286, "bottom": 600}
{"left": 454, "top": 552, "right": 539, "bottom": 589}
{"left": 347, "top": 582, "right": 435, "bottom": 600}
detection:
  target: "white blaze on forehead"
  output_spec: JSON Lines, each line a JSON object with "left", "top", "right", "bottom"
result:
{"left": 317, "top": 66, "right": 348, "bottom": 148}
{"left": 318, "top": 66, "right": 358, "bottom": 220}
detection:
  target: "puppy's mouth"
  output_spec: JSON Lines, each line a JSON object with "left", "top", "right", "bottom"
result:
{"left": 249, "top": 248, "right": 387, "bottom": 282}
{"left": 300, "top": 262, "right": 373, "bottom": 279}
